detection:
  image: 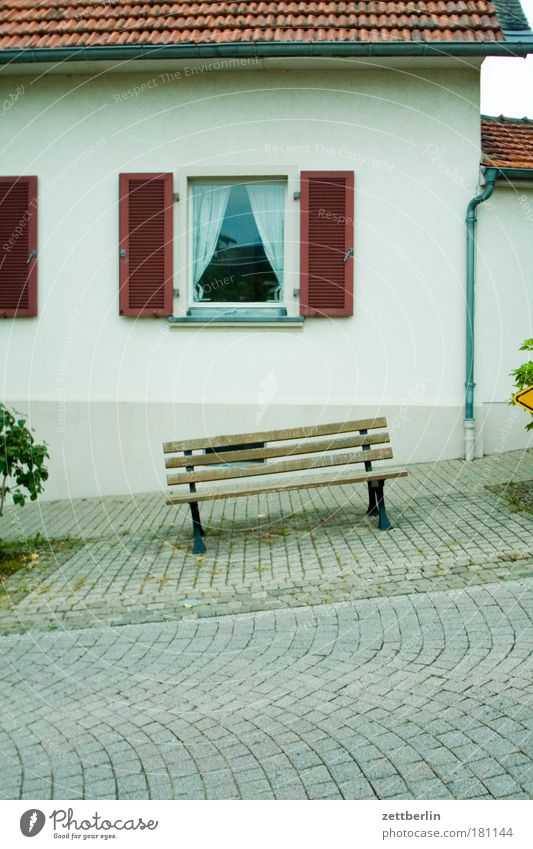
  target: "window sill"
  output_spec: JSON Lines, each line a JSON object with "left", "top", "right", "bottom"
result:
{"left": 168, "top": 305, "right": 304, "bottom": 328}
{"left": 168, "top": 315, "right": 304, "bottom": 328}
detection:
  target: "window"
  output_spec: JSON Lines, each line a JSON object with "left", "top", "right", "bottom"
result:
{"left": 191, "top": 180, "right": 285, "bottom": 305}
{"left": 117, "top": 170, "right": 354, "bottom": 323}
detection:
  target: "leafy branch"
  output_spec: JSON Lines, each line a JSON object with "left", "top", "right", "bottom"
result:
{"left": 511, "top": 338, "right": 533, "bottom": 432}
{"left": 0, "top": 405, "right": 49, "bottom": 516}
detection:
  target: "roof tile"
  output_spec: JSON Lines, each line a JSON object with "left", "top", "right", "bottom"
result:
{"left": 481, "top": 115, "right": 533, "bottom": 169}
{"left": 0, "top": 0, "right": 523, "bottom": 50}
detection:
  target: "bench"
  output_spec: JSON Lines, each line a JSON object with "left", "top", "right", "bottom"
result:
{"left": 163, "top": 417, "right": 407, "bottom": 554}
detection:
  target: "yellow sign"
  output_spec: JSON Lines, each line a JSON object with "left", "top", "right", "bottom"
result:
{"left": 513, "top": 385, "right": 533, "bottom": 413}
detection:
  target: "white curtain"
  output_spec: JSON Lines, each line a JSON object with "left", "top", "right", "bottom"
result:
{"left": 246, "top": 182, "right": 284, "bottom": 283}
{"left": 191, "top": 183, "right": 231, "bottom": 288}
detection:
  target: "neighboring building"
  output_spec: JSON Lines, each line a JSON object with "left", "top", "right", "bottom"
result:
{"left": 477, "top": 116, "right": 533, "bottom": 456}
{"left": 0, "top": 2, "right": 532, "bottom": 499}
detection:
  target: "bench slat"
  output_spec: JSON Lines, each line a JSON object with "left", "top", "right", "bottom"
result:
{"left": 165, "top": 431, "right": 391, "bottom": 468}
{"left": 167, "top": 446, "right": 393, "bottom": 486}
{"left": 166, "top": 468, "right": 408, "bottom": 504}
{"left": 163, "top": 417, "right": 387, "bottom": 453}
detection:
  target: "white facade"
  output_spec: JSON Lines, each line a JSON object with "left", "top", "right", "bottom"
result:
{"left": 0, "top": 60, "right": 531, "bottom": 499}
{"left": 477, "top": 183, "right": 533, "bottom": 455}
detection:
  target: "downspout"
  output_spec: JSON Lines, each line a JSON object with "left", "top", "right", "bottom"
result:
{"left": 464, "top": 166, "right": 498, "bottom": 460}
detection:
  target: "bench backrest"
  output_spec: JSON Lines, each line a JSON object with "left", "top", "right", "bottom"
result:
{"left": 163, "top": 417, "right": 393, "bottom": 492}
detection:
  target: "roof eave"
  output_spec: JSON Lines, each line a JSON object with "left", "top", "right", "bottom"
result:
{"left": 501, "top": 28, "right": 533, "bottom": 41}
{"left": 1, "top": 39, "right": 533, "bottom": 66}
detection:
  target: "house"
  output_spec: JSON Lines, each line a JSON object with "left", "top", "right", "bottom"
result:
{"left": 0, "top": 2, "right": 532, "bottom": 500}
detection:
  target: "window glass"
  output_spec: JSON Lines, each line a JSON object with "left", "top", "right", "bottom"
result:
{"left": 192, "top": 181, "right": 285, "bottom": 303}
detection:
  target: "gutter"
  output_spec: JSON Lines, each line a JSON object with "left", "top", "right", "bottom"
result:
{"left": 493, "top": 166, "right": 533, "bottom": 182}
{"left": 0, "top": 40, "right": 533, "bottom": 66}
{"left": 464, "top": 163, "right": 533, "bottom": 461}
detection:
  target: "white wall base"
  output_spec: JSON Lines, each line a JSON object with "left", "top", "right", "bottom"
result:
{"left": 478, "top": 402, "right": 533, "bottom": 457}
{"left": 4, "top": 399, "right": 530, "bottom": 502}
{"left": 464, "top": 419, "right": 476, "bottom": 462}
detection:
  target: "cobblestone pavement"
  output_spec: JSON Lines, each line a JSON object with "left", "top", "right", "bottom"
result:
{"left": 0, "top": 452, "right": 531, "bottom": 800}
{"left": 0, "top": 579, "right": 531, "bottom": 800}
{"left": 0, "top": 451, "right": 532, "bottom": 633}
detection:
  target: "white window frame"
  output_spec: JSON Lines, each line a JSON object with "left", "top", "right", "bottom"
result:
{"left": 185, "top": 172, "right": 297, "bottom": 316}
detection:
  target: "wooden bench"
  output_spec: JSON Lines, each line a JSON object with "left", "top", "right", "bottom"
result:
{"left": 163, "top": 417, "right": 407, "bottom": 554}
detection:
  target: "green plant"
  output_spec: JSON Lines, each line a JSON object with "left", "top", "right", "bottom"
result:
{"left": 0, "top": 405, "right": 49, "bottom": 516}
{"left": 511, "top": 339, "right": 533, "bottom": 432}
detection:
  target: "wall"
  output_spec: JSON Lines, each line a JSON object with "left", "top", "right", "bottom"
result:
{"left": 0, "top": 64, "right": 498, "bottom": 499}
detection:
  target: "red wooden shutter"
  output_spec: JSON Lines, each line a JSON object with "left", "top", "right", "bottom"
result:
{"left": 300, "top": 171, "right": 354, "bottom": 317}
{"left": 0, "top": 176, "right": 37, "bottom": 318}
{"left": 119, "top": 173, "right": 173, "bottom": 317}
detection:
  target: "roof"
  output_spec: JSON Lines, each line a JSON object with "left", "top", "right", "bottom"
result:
{"left": 481, "top": 115, "right": 533, "bottom": 169}
{"left": 0, "top": 0, "right": 530, "bottom": 52}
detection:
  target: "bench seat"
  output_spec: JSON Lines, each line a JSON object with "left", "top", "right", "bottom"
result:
{"left": 166, "top": 467, "right": 407, "bottom": 504}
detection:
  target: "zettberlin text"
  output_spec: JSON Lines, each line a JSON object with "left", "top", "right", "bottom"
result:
{"left": 382, "top": 811, "right": 440, "bottom": 821}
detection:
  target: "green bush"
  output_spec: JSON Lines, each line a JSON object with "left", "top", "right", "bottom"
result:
{"left": 511, "top": 339, "right": 533, "bottom": 432}
{"left": 0, "top": 405, "right": 49, "bottom": 516}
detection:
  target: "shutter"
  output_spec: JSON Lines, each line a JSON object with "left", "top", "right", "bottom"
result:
{"left": 119, "top": 173, "right": 173, "bottom": 317}
{"left": 0, "top": 176, "right": 37, "bottom": 318}
{"left": 300, "top": 171, "right": 354, "bottom": 317}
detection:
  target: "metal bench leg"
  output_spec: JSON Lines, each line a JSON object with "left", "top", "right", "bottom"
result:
{"left": 184, "top": 449, "right": 206, "bottom": 553}
{"left": 367, "top": 481, "right": 379, "bottom": 516}
{"left": 190, "top": 501, "right": 206, "bottom": 554}
{"left": 376, "top": 481, "right": 393, "bottom": 531}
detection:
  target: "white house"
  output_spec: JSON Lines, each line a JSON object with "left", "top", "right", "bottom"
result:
{"left": 0, "top": 1, "right": 532, "bottom": 500}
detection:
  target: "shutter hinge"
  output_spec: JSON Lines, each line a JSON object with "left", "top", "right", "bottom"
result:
{"left": 293, "top": 191, "right": 301, "bottom": 200}
{"left": 173, "top": 288, "right": 179, "bottom": 297}
{"left": 120, "top": 248, "right": 126, "bottom": 258}
{"left": 343, "top": 248, "right": 354, "bottom": 263}
{"left": 173, "top": 192, "right": 180, "bottom": 202}
{"left": 26, "top": 249, "right": 37, "bottom": 264}
{"left": 293, "top": 288, "right": 300, "bottom": 297}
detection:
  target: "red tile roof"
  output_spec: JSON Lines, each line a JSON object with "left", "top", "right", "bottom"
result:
{"left": 482, "top": 115, "right": 533, "bottom": 169}
{"left": 0, "top": 1, "right": 526, "bottom": 51}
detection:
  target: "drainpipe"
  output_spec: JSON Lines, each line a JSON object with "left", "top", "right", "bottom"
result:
{"left": 464, "top": 167, "right": 498, "bottom": 461}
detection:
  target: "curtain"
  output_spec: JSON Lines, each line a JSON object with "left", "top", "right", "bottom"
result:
{"left": 246, "top": 182, "right": 285, "bottom": 283}
{"left": 191, "top": 183, "right": 231, "bottom": 289}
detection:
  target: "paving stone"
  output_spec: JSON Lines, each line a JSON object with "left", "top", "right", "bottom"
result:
{"left": 447, "top": 777, "right": 489, "bottom": 799}
{"left": 338, "top": 778, "right": 376, "bottom": 799}
{"left": 482, "top": 774, "right": 524, "bottom": 798}
{"left": 299, "top": 765, "right": 332, "bottom": 786}
{"left": 408, "top": 778, "right": 453, "bottom": 799}
{"left": 371, "top": 775, "right": 410, "bottom": 798}
{"left": 400, "top": 761, "right": 437, "bottom": 781}
{"left": 84, "top": 780, "right": 117, "bottom": 798}
{"left": 470, "top": 758, "right": 507, "bottom": 780}
{"left": 307, "top": 781, "right": 341, "bottom": 799}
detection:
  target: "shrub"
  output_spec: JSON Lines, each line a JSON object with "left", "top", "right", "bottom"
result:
{"left": 511, "top": 339, "right": 533, "bottom": 432}
{"left": 0, "top": 405, "right": 49, "bottom": 516}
